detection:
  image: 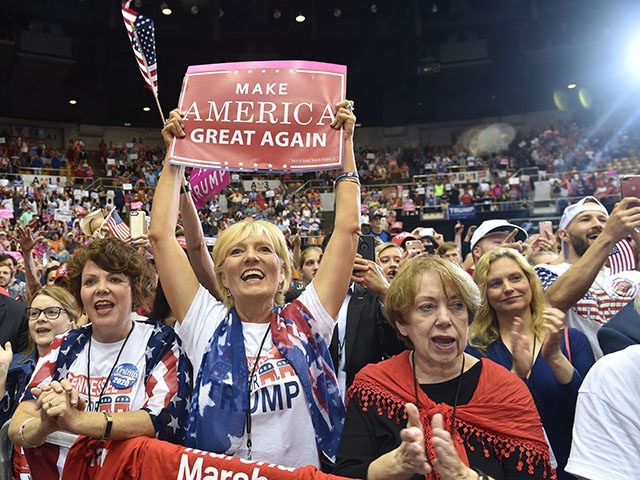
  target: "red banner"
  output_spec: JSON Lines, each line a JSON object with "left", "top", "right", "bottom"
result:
{"left": 60, "top": 436, "right": 357, "bottom": 480}
{"left": 169, "top": 60, "right": 347, "bottom": 173}
{"left": 189, "top": 167, "right": 231, "bottom": 209}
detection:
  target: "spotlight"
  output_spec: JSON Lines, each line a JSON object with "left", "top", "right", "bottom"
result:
{"left": 69, "top": 99, "right": 77, "bottom": 105}
{"left": 160, "top": 1, "right": 172, "bottom": 15}
{"left": 190, "top": 5, "right": 198, "bottom": 14}
{"left": 333, "top": 7, "right": 341, "bottom": 17}
{"left": 567, "top": 83, "right": 577, "bottom": 89}
{"left": 295, "top": 13, "right": 306, "bottom": 22}
{"left": 143, "top": 106, "right": 151, "bottom": 112}
{"left": 370, "top": 3, "right": 378, "bottom": 14}
{"left": 273, "top": 8, "right": 281, "bottom": 19}
{"left": 431, "top": 3, "right": 438, "bottom": 13}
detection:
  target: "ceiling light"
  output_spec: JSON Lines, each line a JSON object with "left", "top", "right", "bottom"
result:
{"left": 69, "top": 99, "right": 77, "bottom": 105}
{"left": 567, "top": 83, "right": 577, "bottom": 89}
{"left": 190, "top": 5, "right": 198, "bottom": 14}
{"left": 370, "top": 3, "right": 378, "bottom": 14}
{"left": 431, "top": 3, "right": 439, "bottom": 13}
{"left": 143, "top": 106, "right": 151, "bottom": 112}
{"left": 273, "top": 8, "right": 282, "bottom": 19}
{"left": 333, "top": 7, "right": 342, "bottom": 17}
{"left": 295, "top": 13, "right": 306, "bottom": 23}
{"left": 218, "top": 8, "right": 224, "bottom": 18}
{"left": 160, "top": 2, "right": 172, "bottom": 15}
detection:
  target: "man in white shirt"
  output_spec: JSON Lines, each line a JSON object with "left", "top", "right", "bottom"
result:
{"left": 535, "top": 196, "right": 640, "bottom": 358}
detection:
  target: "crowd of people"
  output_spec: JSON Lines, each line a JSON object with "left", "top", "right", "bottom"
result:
{"left": 0, "top": 103, "right": 637, "bottom": 480}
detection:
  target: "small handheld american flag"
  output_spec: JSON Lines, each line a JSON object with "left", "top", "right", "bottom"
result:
{"left": 121, "top": 1, "right": 164, "bottom": 122}
{"left": 106, "top": 210, "right": 131, "bottom": 242}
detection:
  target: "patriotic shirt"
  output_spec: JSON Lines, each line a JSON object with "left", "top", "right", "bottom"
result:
{"left": 22, "top": 321, "right": 190, "bottom": 479}
{"left": 536, "top": 262, "right": 640, "bottom": 359}
{"left": 176, "top": 282, "right": 334, "bottom": 469}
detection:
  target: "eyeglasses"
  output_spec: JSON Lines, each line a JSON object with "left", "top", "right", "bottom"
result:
{"left": 26, "top": 306, "right": 69, "bottom": 321}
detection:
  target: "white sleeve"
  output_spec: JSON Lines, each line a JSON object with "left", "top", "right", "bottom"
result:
{"left": 296, "top": 281, "right": 335, "bottom": 343}
{"left": 174, "top": 285, "right": 228, "bottom": 375}
{"left": 565, "top": 348, "right": 640, "bottom": 480}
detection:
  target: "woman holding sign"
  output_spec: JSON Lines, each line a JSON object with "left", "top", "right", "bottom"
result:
{"left": 149, "top": 100, "right": 359, "bottom": 469}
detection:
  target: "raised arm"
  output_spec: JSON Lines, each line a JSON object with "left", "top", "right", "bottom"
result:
{"left": 545, "top": 198, "right": 640, "bottom": 310}
{"left": 16, "top": 225, "right": 43, "bottom": 301}
{"left": 148, "top": 111, "right": 201, "bottom": 322}
{"left": 179, "top": 178, "right": 220, "bottom": 300}
{"left": 312, "top": 100, "right": 361, "bottom": 318}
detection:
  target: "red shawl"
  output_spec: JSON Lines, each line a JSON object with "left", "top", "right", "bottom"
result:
{"left": 347, "top": 351, "right": 555, "bottom": 479}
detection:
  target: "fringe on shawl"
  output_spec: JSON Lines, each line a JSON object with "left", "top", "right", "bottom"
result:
{"left": 347, "top": 377, "right": 556, "bottom": 480}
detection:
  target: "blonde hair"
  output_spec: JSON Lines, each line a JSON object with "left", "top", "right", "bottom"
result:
{"left": 470, "top": 248, "right": 547, "bottom": 351}
{"left": 385, "top": 255, "right": 480, "bottom": 348}
{"left": 212, "top": 220, "right": 292, "bottom": 308}
{"left": 299, "top": 245, "right": 323, "bottom": 270}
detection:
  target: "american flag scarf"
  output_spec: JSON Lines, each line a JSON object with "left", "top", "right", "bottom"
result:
{"left": 185, "top": 301, "right": 344, "bottom": 461}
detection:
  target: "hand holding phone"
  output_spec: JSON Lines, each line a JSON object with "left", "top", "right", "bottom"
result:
{"left": 538, "top": 221, "right": 553, "bottom": 239}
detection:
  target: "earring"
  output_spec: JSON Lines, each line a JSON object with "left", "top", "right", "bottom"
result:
{"left": 226, "top": 289, "right": 232, "bottom": 298}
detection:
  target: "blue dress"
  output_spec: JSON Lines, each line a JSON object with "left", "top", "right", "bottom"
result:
{"left": 467, "top": 328, "right": 595, "bottom": 480}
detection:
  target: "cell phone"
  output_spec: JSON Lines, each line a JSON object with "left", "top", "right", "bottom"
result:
{"left": 538, "top": 221, "right": 553, "bottom": 238}
{"left": 357, "top": 235, "right": 375, "bottom": 261}
{"left": 129, "top": 211, "right": 147, "bottom": 238}
{"left": 405, "top": 240, "right": 424, "bottom": 254}
{"left": 620, "top": 175, "right": 640, "bottom": 199}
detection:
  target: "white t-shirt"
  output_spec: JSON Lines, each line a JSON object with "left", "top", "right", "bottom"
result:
{"left": 176, "top": 282, "right": 334, "bottom": 468}
{"left": 566, "top": 345, "right": 640, "bottom": 479}
{"left": 536, "top": 262, "right": 640, "bottom": 358}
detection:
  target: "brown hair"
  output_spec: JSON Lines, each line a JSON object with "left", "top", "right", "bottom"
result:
{"left": 66, "top": 237, "right": 156, "bottom": 311}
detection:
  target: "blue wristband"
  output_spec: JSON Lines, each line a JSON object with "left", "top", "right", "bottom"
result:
{"left": 334, "top": 172, "right": 360, "bottom": 185}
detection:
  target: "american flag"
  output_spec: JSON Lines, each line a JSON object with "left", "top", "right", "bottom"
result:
{"left": 106, "top": 210, "right": 131, "bottom": 241}
{"left": 609, "top": 238, "right": 637, "bottom": 274}
{"left": 121, "top": 1, "right": 159, "bottom": 95}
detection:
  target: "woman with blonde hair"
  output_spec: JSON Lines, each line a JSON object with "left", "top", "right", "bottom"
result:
{"left": 468, "top": 247, "right": 595, "bottom": 480}
{"left": 336, "top": 255, "right": 553, "bottom": 479}
{"left": 149, "top": 100, "right": 360, "bottom": 469}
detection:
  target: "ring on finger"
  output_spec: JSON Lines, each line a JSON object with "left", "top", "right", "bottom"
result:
{"left": 48, "top": 400, "right": 55, "bottom": 408}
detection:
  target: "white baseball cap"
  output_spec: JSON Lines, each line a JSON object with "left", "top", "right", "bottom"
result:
{"left": 470, "top": 219, "right": 528, "bottom": 250}
{"left": 559, "top": 196, "right": 608, "bottom": 230}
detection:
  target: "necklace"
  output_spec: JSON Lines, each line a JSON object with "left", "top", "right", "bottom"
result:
{"left": 87, "top": 322, "right": 135, "bottom": 412}
{"left": 245, "top": 322, "right": 272, "bottom": 460}
{"left": 412, "top": 351, "right": 466, "bottom": 478}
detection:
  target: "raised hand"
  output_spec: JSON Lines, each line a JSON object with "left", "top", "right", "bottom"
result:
{"left": 396, "top": 403, "right": 430, "bottom": 476}
{"left": 430, "top": 413, "right": 472, "bottom": 480}
{"left": 540, "top": 307, "right": 567, "bottom": 362}
{"left": 510, "top": 316, "right": 535, "bottom": 378}
{"left": 330, "top": 100, "right": 356, "bottom": 140}
{"left": 351, "top": 257, "right": 390, "bottom": 298}
{"left": 162, "top": 109, "right": 186, "bottom": 149}
{"left": 500, "top": 228, "right": 524, "bottom": 252}
{"left": 16, "top": 225, "right": 43, "bottom": 254}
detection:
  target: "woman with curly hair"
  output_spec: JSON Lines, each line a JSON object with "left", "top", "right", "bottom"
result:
{"left": 10, "top": 237, "right": 191, "bottom": 479}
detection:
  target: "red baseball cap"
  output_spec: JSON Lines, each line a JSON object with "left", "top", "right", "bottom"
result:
{"left": 391, "top": 231, "right": 418, "bottom": 248}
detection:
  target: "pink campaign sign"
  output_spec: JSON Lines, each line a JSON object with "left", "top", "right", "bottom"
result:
{"left": 188, "top": 167, "right": 230, "bottom": 209}
{"left": 168, "top": 60, "right": 347, "bottom": 173}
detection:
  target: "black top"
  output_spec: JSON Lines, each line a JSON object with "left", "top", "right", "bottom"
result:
{"left": 335, "top": 361, "right": 547, "bottom": 480}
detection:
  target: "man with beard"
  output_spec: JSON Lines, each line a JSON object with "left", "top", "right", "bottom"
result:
{"left": 535, "top": 196, "right": 640, "bottom": 358}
